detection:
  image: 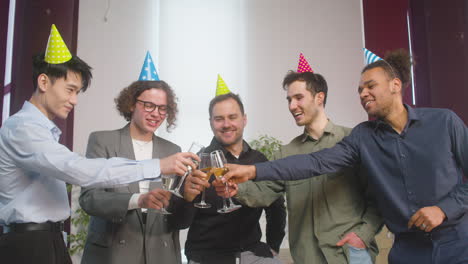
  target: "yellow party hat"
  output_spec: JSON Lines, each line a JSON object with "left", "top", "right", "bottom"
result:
{"left": 216, "top": 74, "right": 231, "bottom": 96}
{"left": 44, "top": 24, "right": 72, "bottom": 64}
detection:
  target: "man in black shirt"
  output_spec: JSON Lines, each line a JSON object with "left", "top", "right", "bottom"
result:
{"left": 183, "top": 93, "right": 286, "bottom": 264}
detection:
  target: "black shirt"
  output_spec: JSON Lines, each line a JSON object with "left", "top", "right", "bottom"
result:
{"left": 184, "top": 138, "right": 286, "bottom": 264}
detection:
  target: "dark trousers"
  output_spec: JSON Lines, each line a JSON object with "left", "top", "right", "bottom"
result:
{"left": 0, "top": 230, "right": 72, "bottom": 264}
{"left": 389, "top": 224, "right": 468, "bottom": 264}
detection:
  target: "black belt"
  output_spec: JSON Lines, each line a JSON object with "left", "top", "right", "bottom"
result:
{"left": 7, "top": 221, "right": 64, "bottom": 233}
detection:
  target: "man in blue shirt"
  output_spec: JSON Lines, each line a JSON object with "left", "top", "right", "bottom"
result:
{"left": 0, "top": 34, "right": 198, "bottom": 263}
{"left": 221, "top": 50, "right": 468, "bottom": 263}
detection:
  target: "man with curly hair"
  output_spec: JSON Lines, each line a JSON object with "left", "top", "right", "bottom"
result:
{"left": 79, "top": 80, "right": 191, "bottom": 264}
{"left": 0, "top": 48, "right": 197, "bottom": 264}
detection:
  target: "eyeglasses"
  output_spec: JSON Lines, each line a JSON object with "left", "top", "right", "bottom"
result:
{"left": 136, "top": 99, "right": 168, "bottom": 115}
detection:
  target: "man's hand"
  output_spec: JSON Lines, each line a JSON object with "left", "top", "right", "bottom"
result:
{"left": 212, "top": 178, "right": 238, "bottom": 198}
{"left": 138, "top": 188, "right": 171, "bottom": 210}
{"left": 160, "top": 152, "right": 200, "bottom": 176}
{"left": 408, "top": 206, "right": 446, "bottom": 232}
{"left": 336, "top": 232, "right": 366, "bottom": 249}
{"left": 222, "top": 164, "right": 256, "bottom": 183}
{"left": 183, "top": 170, "right": 210, "bottom": 202}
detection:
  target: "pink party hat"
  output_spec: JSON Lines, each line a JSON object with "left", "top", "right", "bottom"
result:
{"left": 297, "top": 53, "right": 313, "bottom": 73}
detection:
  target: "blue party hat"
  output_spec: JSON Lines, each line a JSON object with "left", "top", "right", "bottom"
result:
{"left": 139, "top": 51, "right": 160, "bottom": 81}
{"left": 363, "top": 48, "right": 383, "bottom": 65}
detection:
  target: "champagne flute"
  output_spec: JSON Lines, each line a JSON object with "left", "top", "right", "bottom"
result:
{"left": 211, "top": 150, "right": 242, "bottom": 213}
{"left": 159, "top": 174, "right": 176, "bottom": 214}
{"left": 194, "top": 153, "right": 212, "bottom": 208}
{"left": 170, "top": 142, "right": 204, "bottom": 198}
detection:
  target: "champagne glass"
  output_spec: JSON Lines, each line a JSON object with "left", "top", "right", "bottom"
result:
{"left": 159, "top": 174, "right": 177, "bottom": 214}
{"left": 170, "top": 142, "right": 204, "bottom": 198}
{"left": 211, "top": 150, "right": 242, "bottom": 213}
{"left": 194, "top": 153, "right": 212, "bottom": 208}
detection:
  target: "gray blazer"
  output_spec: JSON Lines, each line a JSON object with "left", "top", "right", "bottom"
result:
{"left": 79, "top": 124, "right": 187, "bottom": 264}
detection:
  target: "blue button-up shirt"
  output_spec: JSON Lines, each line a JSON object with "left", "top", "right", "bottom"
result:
{"left": 256, "top": 105, "right": 468, "bottom": 234}
{"left": 0, "top": 102, "right": 160, "bottom": 225}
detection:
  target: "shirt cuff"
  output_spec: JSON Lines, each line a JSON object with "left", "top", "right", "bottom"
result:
{"left": 436, "top": 196, "right": 460, "bottom": 220}
{"left": 128, "top": 193, "right": 144, "bottom": 210}
{"left": 140, "top": 159, "right": 161, "bottom": 180}
{"left": 255, "top": 163, "right": 270, "bottom": 181}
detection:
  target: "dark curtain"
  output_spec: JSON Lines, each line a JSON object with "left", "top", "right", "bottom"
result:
{"left": 363, "top": 0, "right": 468, "bottom": 124}
{"left": 362, "top": 0, "right": 414, "bottom": 105}
{"left": 409, "top": 0, "right": 467, "bottom": 124}
{"left": 7, "top": 0, "right": 80, "bottom": 235}
{"left": 9, "top": 0, "right": 79, "bottom": 149}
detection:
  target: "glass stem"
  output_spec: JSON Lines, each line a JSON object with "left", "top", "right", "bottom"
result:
{"left": 200, "top": 187, "right": 206, "bottom": 204}
{"left": 224, "top": 182, "right": 230, "bottom": 208}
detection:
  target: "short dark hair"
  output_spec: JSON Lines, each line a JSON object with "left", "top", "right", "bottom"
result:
{"left": 208, "top": 93, "right": 245, "bottom": 118}
{"left": 282, "top": 71, "right": 328, "bottom": 106}
{"left": 361, "top": 49, "right": 412, "bottom": 94}
{"left": 32, "top": 52, "right": 92, "bottom": 92}
{"left": 115, "top": 80, "right": 178, "bottom": 131}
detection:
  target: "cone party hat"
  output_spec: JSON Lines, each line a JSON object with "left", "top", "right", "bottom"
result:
{"left": 216, "top": 74, "right": 231, "bottom": 96}
{"left": 363, "top": 48, "right": 383, "bottom": 65}
{"left": 297, "top": 53, "right": 313, "bottom": 73}
{"left": 44, "top": 24, "right": 72, "bottom": 64}
{"left": 139, "top": 51, "right": 160, "bottom": 81}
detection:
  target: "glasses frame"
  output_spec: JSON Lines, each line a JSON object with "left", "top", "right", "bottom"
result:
{"left": 136, "top": 99, "right": 168, "bottom": 115}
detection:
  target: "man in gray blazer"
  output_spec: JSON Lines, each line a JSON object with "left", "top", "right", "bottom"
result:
{"left": 80, "top": 80, "right": 189, "bottom": 264}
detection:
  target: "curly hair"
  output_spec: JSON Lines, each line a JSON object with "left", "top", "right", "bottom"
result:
{"left": 115, "top": 80, "right": 178, "bottom": 131}
{"left": 362, "top": 49, "right": 412, "bottom": 95}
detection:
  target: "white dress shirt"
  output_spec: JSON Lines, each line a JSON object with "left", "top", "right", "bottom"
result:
{"left": 128, "top": 139, "right": 154, "bottom": 211}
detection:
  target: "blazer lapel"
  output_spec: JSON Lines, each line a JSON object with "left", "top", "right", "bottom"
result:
{"left": 119, "top": 125, "right": 148, "bottom": 231}
{"left": 119, "top": 125, "right": 140, "bottom": 194}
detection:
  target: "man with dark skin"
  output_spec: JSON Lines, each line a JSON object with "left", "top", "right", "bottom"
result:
{"left": 218, "top": 50, "right": 468, "bottom": 263}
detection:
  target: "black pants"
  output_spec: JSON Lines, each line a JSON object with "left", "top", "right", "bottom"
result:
{"left": 0, "top": 230, "right": 72, "bottom": 264}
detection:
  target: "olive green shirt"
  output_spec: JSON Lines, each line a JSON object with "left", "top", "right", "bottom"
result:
{"left": 237, "top": 121, "right": 383, "bottom": 264}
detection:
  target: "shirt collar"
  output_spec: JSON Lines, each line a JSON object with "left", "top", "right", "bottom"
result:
{"left": 208, "top": 137, "right": 251, "bottom": 157}
{"left": 300, "top": 119, "right": 335, "bottom": 143}
{"left": 374, "top": 104, "right": 420, "bottom": 132}
{"left": 23, "top": 101, "right": 62, "bottom": 141}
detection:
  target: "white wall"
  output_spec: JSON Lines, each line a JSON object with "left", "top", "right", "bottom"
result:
{"left": 75, "top": 0, "right": 366, "bottom": 155}
{"left": 75, "top": 0, "right": 160, "bottom": 155}
{"left": 241, "top": 0, "right": 366, "bottom": 142}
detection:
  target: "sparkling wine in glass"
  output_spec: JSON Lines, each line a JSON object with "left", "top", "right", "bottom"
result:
{"left": 211, "top": 150, "right": 242, "bottom": 213}
{"left": 170, "top": 142, "right": 204, "bottom": 198}
{"left": 194, "top": 153, "right": 212, "bottom": 208}
{"left": 158, "top": 174, "right": 177, "bottom": 214}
